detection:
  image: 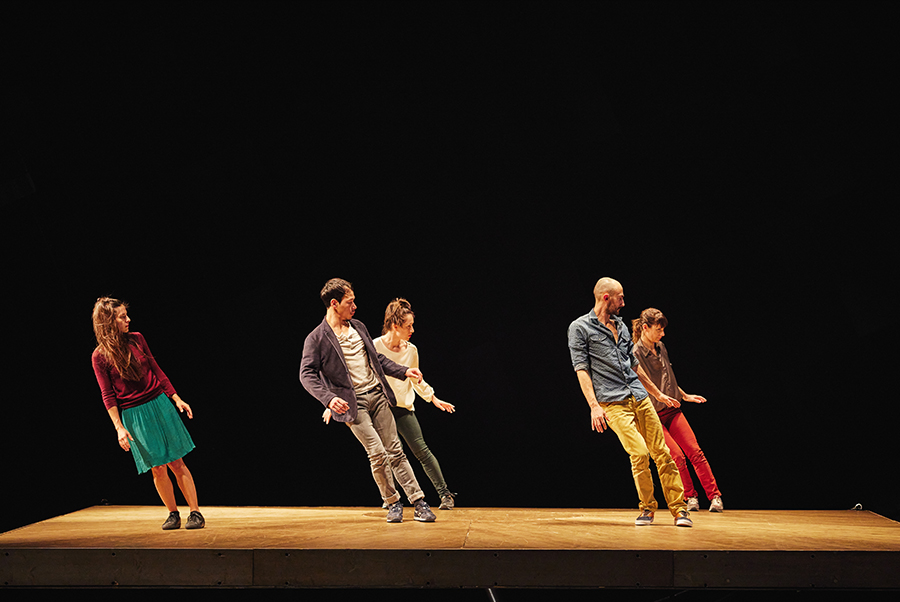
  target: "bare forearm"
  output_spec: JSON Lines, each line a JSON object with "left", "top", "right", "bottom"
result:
{"left": 576, "top": 370, "right": 611, "bottom": 433}
{"left": 107, "top": 406, "right": 134, "bottom": 450}
{"left": 107, "top": 406, "right": 125, "bottom": 430}
{"left": 576, "top": 370, "right": 600, "bottom": 408}
{"left": 679, "top": 387, "right": 706, "bottom": 403}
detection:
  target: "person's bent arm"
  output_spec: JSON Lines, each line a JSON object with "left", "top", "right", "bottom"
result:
{"left": 635, "top": 364, "right": 679, "bottom": 408}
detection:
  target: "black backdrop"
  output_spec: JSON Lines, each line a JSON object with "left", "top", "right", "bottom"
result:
{"left": 2, "top": 1, "right": 897, "bottom": 537}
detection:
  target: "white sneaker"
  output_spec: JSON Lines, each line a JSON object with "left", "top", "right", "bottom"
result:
{"left": 709, "top": 496, "right": 723, "bottom": 512}
{"left": 685, "top": 497, "right": 700, "bottom": 512}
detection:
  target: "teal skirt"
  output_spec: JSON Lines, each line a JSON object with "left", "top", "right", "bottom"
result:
{"left": 121, "top": 392, "right": 195, "bottom": 474}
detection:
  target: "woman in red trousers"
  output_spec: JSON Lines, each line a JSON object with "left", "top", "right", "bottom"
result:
{"left": 632, "top": 308, "right": 723, "bottom": 512}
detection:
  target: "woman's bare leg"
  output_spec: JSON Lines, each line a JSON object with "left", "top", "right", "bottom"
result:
{"left": 151, "top": 465, "right": 178, "bottom": 512}
{"left": 167, "top": 458, "right": 199, "bottom": 512}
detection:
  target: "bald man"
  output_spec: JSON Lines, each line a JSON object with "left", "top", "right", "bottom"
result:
{"left": 567, "top": 278, "right": 692, "bottom": 527}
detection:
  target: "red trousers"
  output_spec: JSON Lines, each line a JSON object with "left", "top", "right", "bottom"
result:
{"left": 657, "top": 407, "right": 721, "bottom": 500}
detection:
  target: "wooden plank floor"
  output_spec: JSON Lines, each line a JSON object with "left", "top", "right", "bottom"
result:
{"left": 2, "top": 506, "right": 899, "bottom": 589}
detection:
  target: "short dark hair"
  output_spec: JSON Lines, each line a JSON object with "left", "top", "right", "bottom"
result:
{"left": 320, "top": 278, "right": 353, "bottom": 308}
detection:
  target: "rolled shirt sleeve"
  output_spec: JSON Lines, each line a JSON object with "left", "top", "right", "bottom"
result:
{"left": 567, "top": 311, "right": 648, "bottom": 404}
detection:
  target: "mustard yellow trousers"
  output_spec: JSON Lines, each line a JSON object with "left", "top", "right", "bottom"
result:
{"left": 602, "top": 395, "right": 686, "bottom": 516}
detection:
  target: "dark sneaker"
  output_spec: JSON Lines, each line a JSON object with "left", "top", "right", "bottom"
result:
{"left": 675, "top": 510, "right": 693, "bottom": 527}
{"left": 635, "top": 509, "right": 654, "bottom": 526}
{"left": 161, "top": 511, "right": 181, "bottom": 530}
{"left": 186, "top": 510, "right": 205, "bottom": 530}
{"left": 439, "top": 493, "right": 456, "bottom": 510}
{"left": 414, "top": 500, "right": 436, "bottom": 522}
{"left": 386, "top": 501, "right": 404, "bottom": 523}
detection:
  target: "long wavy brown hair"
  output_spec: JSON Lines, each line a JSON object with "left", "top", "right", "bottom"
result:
{"left": 92, "top": 297, "right": 144, "bottom": 381}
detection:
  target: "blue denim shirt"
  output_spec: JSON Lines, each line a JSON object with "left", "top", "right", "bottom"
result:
{"left": 567, "top": 310, "right": 648, "bottom": 404}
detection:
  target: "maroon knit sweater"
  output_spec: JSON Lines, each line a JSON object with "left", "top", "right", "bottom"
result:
{"left": 92, "top": 332, "right": 177, "bottom": 410}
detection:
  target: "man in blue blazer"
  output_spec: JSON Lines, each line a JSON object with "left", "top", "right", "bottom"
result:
{"left": 300, "top": 278, "right": 436, "bottom": 523}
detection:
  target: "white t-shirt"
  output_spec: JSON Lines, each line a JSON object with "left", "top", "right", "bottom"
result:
{"left": 337, "top": 325, "right": 379, "bottom": 392}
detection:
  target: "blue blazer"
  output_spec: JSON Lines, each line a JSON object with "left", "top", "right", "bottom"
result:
{"left": 299, "top": 317, "right": 409, "bottom": 423}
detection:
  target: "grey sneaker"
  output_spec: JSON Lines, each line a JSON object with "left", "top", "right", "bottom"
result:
{"left": 634, "top": 509, "right": 654, "bottom": 526}
{"left": 709, "top": 496, "right": 724, "bottom": 512}
{"left": 386, "top": 501, "right": 403, "bottom": 523}
{"left": 685, "top": 496, "right": 700, "bottom": 512}
{"left": 185, "top": 510, "right": 205, "bottom": 530}
{"left": 414, "top": 500, "right": 436, "bottom": 522}
{"left": 439, "top": 493, "right": 455, "bottom": 510}
{"left": 675, "top": 510, "right": 693, "bottom": 527}
{"left": 161, "top": 511, "right": 181, "bottom": 530}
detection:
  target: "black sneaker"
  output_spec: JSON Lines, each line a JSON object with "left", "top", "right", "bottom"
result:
{"left": 162, "top": 511, "right": 181, "bottom": 530}
{"left": 414, "top": 500, "right": 436, "bottom": 522}
{"left": 186, "top": 510, "right": 205, "bottom": 530}
{"left": 386, "top": 501, "right": 404, "bottom": 523}
{"left": 634, "top": 509, "right": 654, "bottom": 526}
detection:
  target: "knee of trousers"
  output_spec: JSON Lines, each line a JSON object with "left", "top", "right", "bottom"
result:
{"left": 367, "top": 449, "right": 388, "bottom": 467}
{"left": 382, "top": 436, "right": 407, "bottom": 458}
{"left": 653, "top": 453, "right": 678, "bottom": 471}
{"left": 650, "top": 447, "right": 676, "bottom": 466}
{"left": 686, "top": 448, "right": 708, "bottom": 465}
{"left": 386, "top": 448, "right": 410, "bottom": 464}
{"left": 408, "top": 441, "right": 432, "bottom": 461}
{"left": 630, "top": 453, "right": 651, "bottom": 471}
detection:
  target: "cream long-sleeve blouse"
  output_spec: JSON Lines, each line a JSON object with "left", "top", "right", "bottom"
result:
{"left": 373, "top": 336, "right": 436, "bottom": 411}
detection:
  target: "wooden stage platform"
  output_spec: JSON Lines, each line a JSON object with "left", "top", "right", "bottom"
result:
{"left": 2, "top": 505, "right": 899, "bottom": 590}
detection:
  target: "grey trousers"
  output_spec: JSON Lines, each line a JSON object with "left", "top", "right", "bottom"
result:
{"left": 347, "top": 387, "right": 424, "bottom": 505}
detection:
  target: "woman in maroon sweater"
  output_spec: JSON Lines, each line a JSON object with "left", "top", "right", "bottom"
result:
{"left": 91, "top": 297, "right": 204, "bottom": 530}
